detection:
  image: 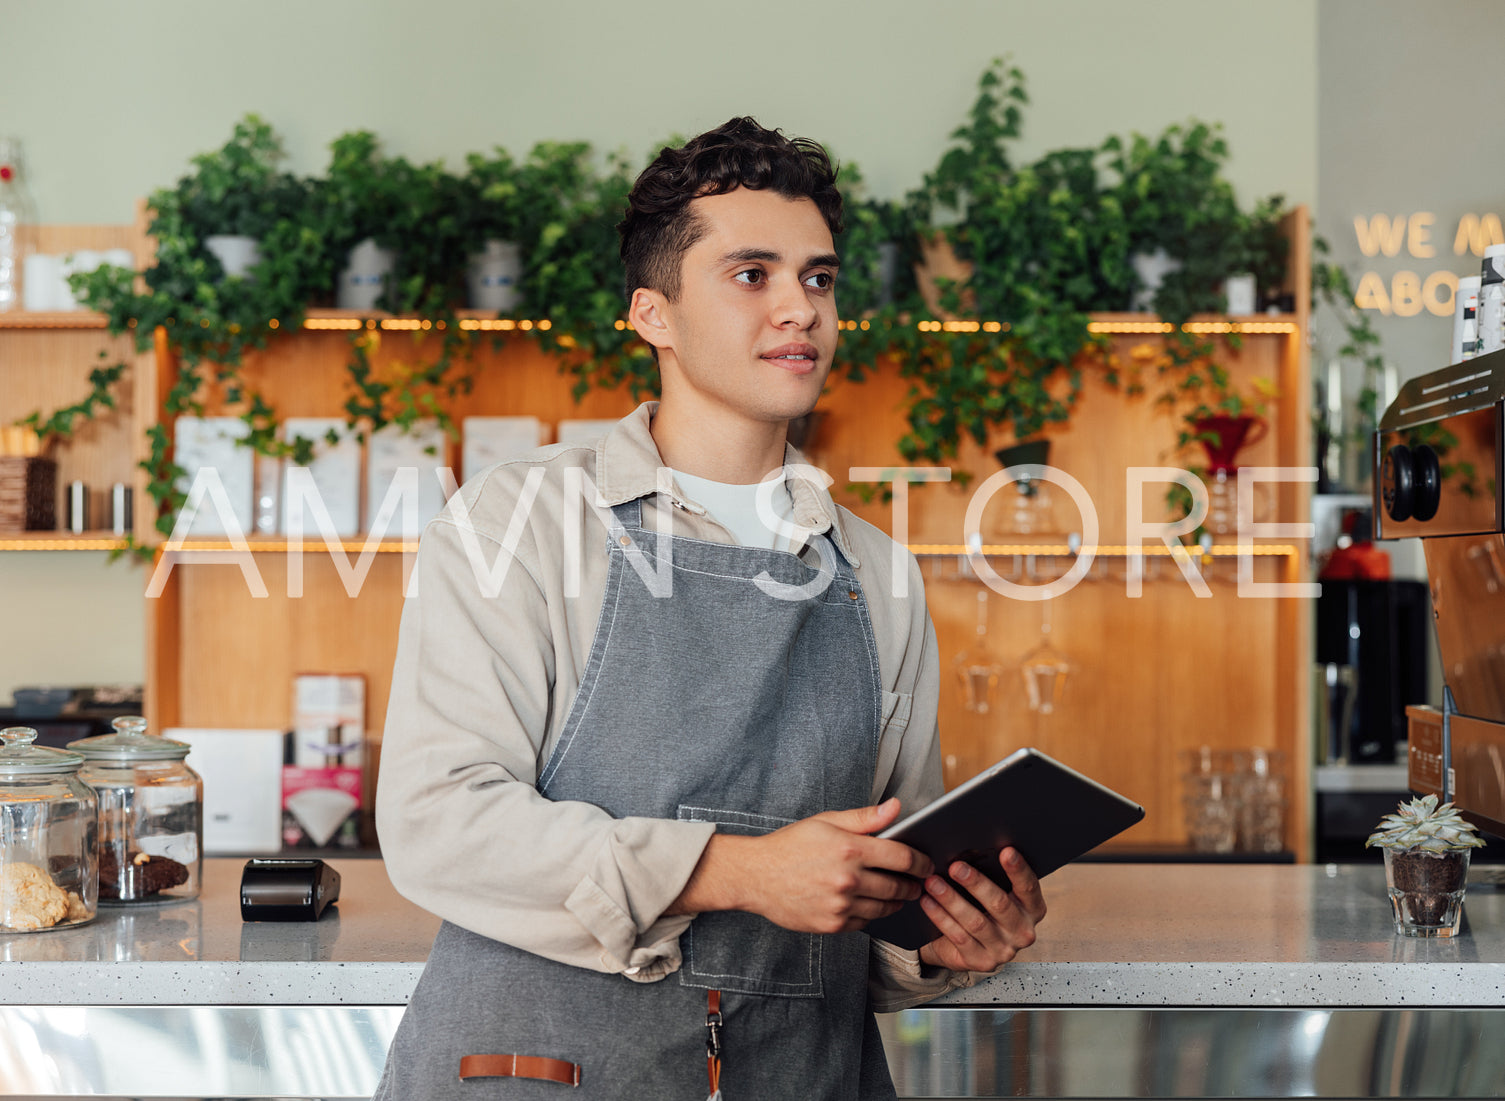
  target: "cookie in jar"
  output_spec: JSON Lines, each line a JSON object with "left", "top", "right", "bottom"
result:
{"left": 0, "top": 727, "right": 96, "bottom": 931}
{"left": 70, "top": 717, "right": 201, "bottom": 904}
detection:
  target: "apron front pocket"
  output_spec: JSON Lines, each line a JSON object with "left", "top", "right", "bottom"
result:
{"left": 676, "top": 806, "right": 824, "bottom": 999}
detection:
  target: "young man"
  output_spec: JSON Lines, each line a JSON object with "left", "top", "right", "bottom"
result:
{"left": 374, "top": 117, "right": 1046, "bottom": 1100}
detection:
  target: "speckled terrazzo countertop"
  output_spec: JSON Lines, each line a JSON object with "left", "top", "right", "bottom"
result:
{"left": 3, "top": 860, "right": 1503, "bottom": 1008}
{"left": 946, "top": 862, "right": 1505, "bottom": 1008}
{"left": 0, "top": 857, "right": 439, "bottom": 1005}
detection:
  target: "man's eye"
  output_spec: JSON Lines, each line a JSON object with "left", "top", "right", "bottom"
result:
{"left": 734, "top": 269, "right": 764, "bottom": 285}
{"left": 804, "top": 272, "right": 835, "bottom": 290}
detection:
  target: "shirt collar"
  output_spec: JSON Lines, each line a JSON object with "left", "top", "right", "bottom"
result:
{"left": 596, "top": 401, "right": 861, "bottom": 568}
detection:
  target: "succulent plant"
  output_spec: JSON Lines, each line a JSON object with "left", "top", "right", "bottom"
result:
{"left": 1366, "top": 794, "right": 1487, "bottom": 854}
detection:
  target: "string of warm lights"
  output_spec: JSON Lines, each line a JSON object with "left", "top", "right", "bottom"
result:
{"left": 2, "top": 313, "right": 1298, "bottom": 336}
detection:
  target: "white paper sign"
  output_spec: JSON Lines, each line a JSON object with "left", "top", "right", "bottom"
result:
{"left": 367, "top": 420, "right": 448, "bottom": 536}
{"left": 174, "top": 417, "right": 254, "bottom": 536}
{"left": 281, "top": 418, "right": 362, "bottom": 538}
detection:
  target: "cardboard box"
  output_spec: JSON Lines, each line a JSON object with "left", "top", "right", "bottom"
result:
{"left": 284, "top": 674, "right": 367, "bottom": 849}
{"left": 282, "top": 765, "right": 362, "bottom": 849}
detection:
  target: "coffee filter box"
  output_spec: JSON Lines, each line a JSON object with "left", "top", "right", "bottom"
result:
{"left": 283, "top": 674, "right": 366, "bottom": 850}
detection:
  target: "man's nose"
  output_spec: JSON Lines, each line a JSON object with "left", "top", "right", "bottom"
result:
{"left": 770, "top": 275, "right": 818, "bottom": 328}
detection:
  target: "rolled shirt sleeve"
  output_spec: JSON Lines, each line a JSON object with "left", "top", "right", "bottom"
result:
{"left": 377, "top": 506, "right": 715, "bottom": 980}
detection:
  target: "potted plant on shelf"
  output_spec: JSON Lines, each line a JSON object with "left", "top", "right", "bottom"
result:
{"left": 521, "top": 142, "right": 656, "bottom": 399}
{"left": 174, "top": 114, "right": 308, "bottom": 280}
{"left": 1102, "top": 122, "right": 1288, "bottom": 321}
{"left": 317, "top": 130, "right": 410, "bottom": 312}
{"left": 890, "top": 58, "right": 1129, "bottom": 470}
{"left": 460, "top": 146, "right": 525, "bottom": 313}
{"left": 1366, "top": 794, "right": 1485, "bottom": 938}
{"left": 904, "top": 56, "right": 1025, "bottom": 319}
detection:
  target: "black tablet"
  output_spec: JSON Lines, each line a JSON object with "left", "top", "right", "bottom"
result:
{"left": 865, "top": 748, "right": 1144, "bottom": 949}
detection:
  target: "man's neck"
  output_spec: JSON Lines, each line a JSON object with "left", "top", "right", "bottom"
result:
{"left": 650, "top": 398, "right": 788, "bottom": 484}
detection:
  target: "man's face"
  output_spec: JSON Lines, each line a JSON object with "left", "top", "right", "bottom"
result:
{"left": 645, "top": 187, "right": 839, "bottom": 426}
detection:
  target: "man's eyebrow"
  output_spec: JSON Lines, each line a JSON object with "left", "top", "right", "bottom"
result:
{"left": 717, "top": 247, "right": 842, "bottom": 269}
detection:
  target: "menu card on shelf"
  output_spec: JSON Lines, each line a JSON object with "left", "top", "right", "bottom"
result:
{"left": 281, "top": 418, "right": 361, "bottom": 538}
{"left": 461, "top": 416, "right": 545, "bottom": 483}
{"left": 367, "top": 420, "right": 449, "bottom": 537}
{"left": 174, "top": 417, "right": 254, "bottom": 537}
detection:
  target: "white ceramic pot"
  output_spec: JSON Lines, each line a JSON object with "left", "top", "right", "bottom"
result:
{"left": 1130, "top": 249, "right": 1183, "bottom": 312}
{"left": 1224, "top": 272, "right": 1258, "bottom": 315}
{"left": 337, "top": 238, "right": 396, "bottom": 311}
{"left": 466, "top": 239, "right": 523, "bottom": 313}
{"left": 204, "top": 235, "right": 262, "bottom": 280}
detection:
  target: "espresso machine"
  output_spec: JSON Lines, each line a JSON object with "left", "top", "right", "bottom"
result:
{"left": 1376, "top": 348, "right": 1505, "bottom": 835}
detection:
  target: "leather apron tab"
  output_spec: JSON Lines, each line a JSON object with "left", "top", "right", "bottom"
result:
{"left": 459, "top": 1053, "right": 582, "bottom": 1086}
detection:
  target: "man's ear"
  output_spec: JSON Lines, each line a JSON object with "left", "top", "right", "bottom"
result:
{"left": 629, "top": 288, "right": 673, "bottom": 351}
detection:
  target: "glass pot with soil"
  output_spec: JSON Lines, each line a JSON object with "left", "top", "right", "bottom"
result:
{"left": 1367, "top": 794, "right": 1485, "bottom": 939}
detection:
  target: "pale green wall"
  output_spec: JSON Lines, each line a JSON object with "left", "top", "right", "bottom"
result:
{"left": 9, "top": 0, "right": 1318, "bottom": 221}
{"left": 0, "top": 0, "right": 1319, "bottom": 704}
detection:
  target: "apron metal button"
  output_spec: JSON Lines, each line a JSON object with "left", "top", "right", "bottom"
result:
{"left": 619, "top": 535, "right": 632, "bottom": 547}
{"left": 848, "top": 590, "right": 858, "bottom": 600}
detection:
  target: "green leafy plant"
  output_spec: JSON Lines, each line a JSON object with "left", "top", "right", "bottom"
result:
{"left": 459, "top": 146, "right": 525, "bottom": 245}
{"left": 1366, "top": 794, "right": 1485, "bottom": 854}
{"left": 524, "top": 143, "right": 654, "bottom": 399}
{"left": 1103, "top": 121, "right": 1285, "bottom": 321}
{"left": 177, "top": 114, "right": 307, "bottom": 249}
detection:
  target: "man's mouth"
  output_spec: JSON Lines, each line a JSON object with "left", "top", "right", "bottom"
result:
{"left": 762, "top": 344, "right": 820, "bottom": 372}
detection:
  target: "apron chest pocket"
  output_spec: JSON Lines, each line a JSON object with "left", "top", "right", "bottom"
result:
{"left": 676, "top": 806, "right": 824, "bottom": 999}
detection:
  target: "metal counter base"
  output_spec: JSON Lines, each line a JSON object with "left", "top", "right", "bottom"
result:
{"left": 878, "top": 1007, "right": 1505, "bottom": 1098}
{"left": 3, "top": 1005, "right": 1505, "bottom": 1098}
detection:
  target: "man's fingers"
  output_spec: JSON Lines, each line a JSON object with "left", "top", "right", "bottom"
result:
{"left": 845, "top": 894, "right": 907, "bottom": 927}
{"left": 815, "top": 797, "right": 903, "bottom": 836}
{"left": 855, "top": 868, "right": 923, "bottom": 902}
{"left": 1000, "top": 849, "right": 1047, "bottom": 922}
{"left": 947, "top": 860, "right": 1010, "bottom": 913}
{"left": 919, "top": 884, "right": 978, "bottom": 948}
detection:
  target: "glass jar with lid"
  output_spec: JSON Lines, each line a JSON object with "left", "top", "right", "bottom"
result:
{"left": 69, "top": 716, "right": 202, "bottom": 904}
{"left": 0, "top": 727, "right": 97, "bottom": 931}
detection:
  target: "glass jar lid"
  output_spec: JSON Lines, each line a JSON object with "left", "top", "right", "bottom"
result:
{"left": 68, "top": 716, "right": 190, "bottom": 762}
{"left": 0, "top": 727, "right": 84, "bottom": 774}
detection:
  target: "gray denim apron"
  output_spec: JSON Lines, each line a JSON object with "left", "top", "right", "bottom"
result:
{"left": 374, "top": 497, "right": 895, "bottom": 1099}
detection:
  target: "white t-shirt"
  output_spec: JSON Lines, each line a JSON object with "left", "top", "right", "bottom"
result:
{"left": 671, "top": 469, "right": 796, "bottom": 553}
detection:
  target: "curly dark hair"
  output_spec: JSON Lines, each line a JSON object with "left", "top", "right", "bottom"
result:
{"left": 618, "top": 117, "right": 844, "bottom": 303}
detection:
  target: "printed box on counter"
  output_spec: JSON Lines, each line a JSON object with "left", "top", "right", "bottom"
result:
{"left": 282, "top": 766, "right": 362, "bottom": 850}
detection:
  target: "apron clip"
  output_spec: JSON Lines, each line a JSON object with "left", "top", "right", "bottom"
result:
{"left": 705, "top": 1006, "right": 723, "bottom": 1060}
{"left": 704, "top": 988, "right": 724, "bottom": 1098}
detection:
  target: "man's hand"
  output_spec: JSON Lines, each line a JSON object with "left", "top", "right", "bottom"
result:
{"left": 916, "top": 847, "right": 1046, "bottom": 972}
{"left": 669, "top": 798, "right": 934, "bottom": 934}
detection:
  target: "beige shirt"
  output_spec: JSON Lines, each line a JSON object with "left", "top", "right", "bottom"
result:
{"left": 377, "top": 403, "right": 979, "bottom": 1010}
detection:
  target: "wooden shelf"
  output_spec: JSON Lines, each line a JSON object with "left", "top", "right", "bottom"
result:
{"left": 0, "top": 311, "right": 111, "bottom": 330}
{"left": 0, "top": 531, "right": 130, "bottom": 551}
{"left": 160, "top": 537, "right": 420, "bottom": 553}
